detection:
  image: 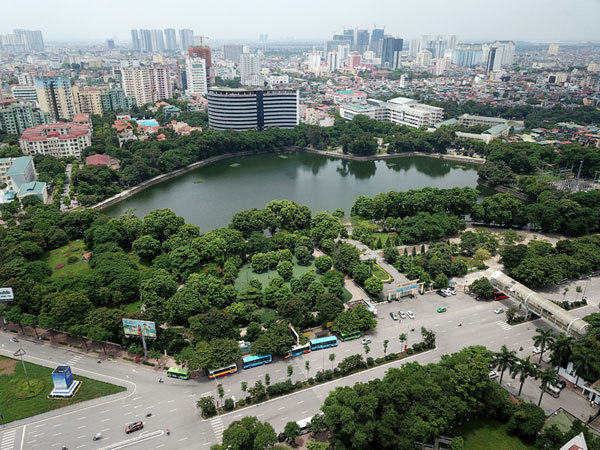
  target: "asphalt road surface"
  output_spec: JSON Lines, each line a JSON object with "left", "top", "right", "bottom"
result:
{"left": 1, "top": 287, "right": 598, "bottom": 450}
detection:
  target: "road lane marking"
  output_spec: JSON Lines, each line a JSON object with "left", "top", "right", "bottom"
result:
{"left": 51, "top": 432, "right": 62, "bottom": 437}
{"left": 169, "top": 409, "right": 177, "bottom": 413}
{"left": 101, "top": 428, "right": 110, "bottom": 432}
{"left": 101, "top": 418, "right": 110, "bottom": 422}
{"left": 52, "top": 424, "right": 62, "bottom": 427}
{"left": 77, "top": 435, "right": 86, "bottom": 438}
{"left": 167, "top": 400, "right": 175, "bottom": 403}
{"left": 78, "top": 426, "right": 87, "bottom": 429}
{"left": 178, "top": 438, "right": 189, "bottom": 442}
{"left": 100, "top": 409, "right": 110, "bottom": 413}
{"left": 278, "top": 407, "right": 285, "bottom": 410}
{"left": 34, "top": 424, "right": 47, "bottom": 428}
{"left": 76, "top": 417, "right": 87, "bottom": 421}
{"left": 132, "top": 397, "right": 142, "bottom": 401}
{"left": 297, "top": 400, "right": 304, "bottom": 404}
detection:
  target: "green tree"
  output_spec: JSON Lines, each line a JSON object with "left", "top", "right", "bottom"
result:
{"left": 295, "top": 246, "right": 312, "bottom": 265}
{"left": 331, "top": 306, "right": 377, "bottom": 335}
{"left": 507, "top": 402, "right": 546, "bottom": 439}
{"left": 433, "top": 273, "right": 449, "bottom": 289}
{"left": 132, "top": 234, "right": 161, "bottom": 260}
{"left": 305, "top": 360, "right": 310, "bottom": 379}
{"left": 364, "top": 276, "right": 383, "bottom": 295}
{"left": 276, "top": 260, "right": 293, "bottom": 280}
{"left": 537, "top": 368, "right": 559, "bottom": 407}
{"left": 533, "top": 328, "right": 556, "bottom": 364}
{"left": 493, "top": 344, "right": 517, "bottom": 384}
{"left": 197, "top": 395, "right": 217, "bottom": 417}
{"left": 287, "top": 365, "right": 293, "bottom": 379}
{"left": 469, "top": 277, "right": 494, "bottom": 299}
{"left": 329, "top": 353, "right": 336, "bottom": 370}
{"left": 284, "top": 421, "right": 301, "bottom": 445}
{"left": 316, "top": 293, "right": 344, "bottom": 326}
{"left": 510, "top": 356, "right": 538, "bottom": 396}
{"left": 549, "top": 333, "right": 575, "bottom": 369}
{"left": 217, "top": 416, "right": 276, "bottom": 450}
{"left": 332, "top": 242, "right": 360, "bottom": 273}
{"left": 141, "top": 208, "right": 184, "bottom": 242}
{"left": 251, "top": 321, "right": 294, "bottom": 356}
{"left": 189, "top": 310, "right": 239, "bottom": 341}
{"left": 314, "top": 255, "right": 333, "bottom": 274}
{"left": 383, "top": 340, "right": 389, "bottom": 357}
{"left": 190, "top": 338, "right": 241, "bottom": 372}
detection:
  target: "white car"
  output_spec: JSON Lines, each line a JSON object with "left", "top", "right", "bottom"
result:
{"left": 489, "top": 370, "right": 499, "bottom": 379}
{"left": 361, "top": 338, "right": 371, "bottom": 345}
{"left": 399, "top": 311, "right": 407, "bottom": 319}
{"left": 494, "top": 308, "right": 504, "bottom": 314}
{"left": 533, "top": 347, "right": 542, "bottom": 354}
{"left": 407, "top": 311, "right": 415, "bottom": 319}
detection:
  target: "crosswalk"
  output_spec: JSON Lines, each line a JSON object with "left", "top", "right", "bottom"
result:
{"left": 210, "top": 416, "right": 225, "bottom": 443}
{"left": 66, "top": 353, "right": 83, "bottom": 366}
{"left": 496, "top": 321, "right": 512, "bottom": 331}
{"left": 1, "top": 429, "right": 17, "bottom": 450}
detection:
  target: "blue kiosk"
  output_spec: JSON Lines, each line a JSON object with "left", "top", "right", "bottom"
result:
{"left": 50, "top": 365, "right": 80, "bottom": 398}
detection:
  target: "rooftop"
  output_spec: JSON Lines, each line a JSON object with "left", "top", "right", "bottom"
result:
{"left": 387, "top": 96, "right": 417, "bottom": 105}
{"left": 5, "top": 156, "right": 32, "bottom": 176}
{"left": 18, "top": 181, "right": 46, "bottom": 196}
{"left": 484, "top": 123, "right": 511, "bottom": 135}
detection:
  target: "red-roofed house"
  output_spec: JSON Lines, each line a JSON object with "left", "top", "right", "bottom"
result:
{"left": 86, "top": 154, "right": 121, "bottom": 170}
{"left": 19, "top": 122, "right": 92, "bottom": 158}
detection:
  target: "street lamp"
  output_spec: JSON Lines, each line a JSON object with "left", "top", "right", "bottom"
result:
{"left": 13, "top": 348, "right": 30, "bottom": 389}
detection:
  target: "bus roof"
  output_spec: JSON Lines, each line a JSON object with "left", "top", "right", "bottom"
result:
{"left": 243, "top": 354, "right": 270, "bottom": 362}
{"left": 310, "top": 336, "right": 337, "bottom": 345}
{"left": 296, "top": 416, "right": 313, "bottom": 428}
{"left": 340, "top": 330, "right": 360, "bottom": 336}
{"left": 167, "top": 367, "right": 190, "bottom": 373}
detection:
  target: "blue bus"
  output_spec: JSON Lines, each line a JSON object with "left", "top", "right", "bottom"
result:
{"left": 310, "top": 336, "right": 338, "bottom": 351}
{"left": 242, "top": 354, "right": 272, "bottom": 369}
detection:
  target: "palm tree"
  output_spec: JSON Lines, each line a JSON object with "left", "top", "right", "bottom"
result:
{"left": 399, "top": 333, "right": 407, "bottom": 352}
{"left": 549, "top": 333, "right": 574, "bottom": 370}
{"left": 533, "top": 328, "right": 556, "bottom": 364}
{"left": 571, "top": 350, "right": 594, "bottom": 386}
{"left": 329, "top": 353, "right": 336, "bottom": 370}
{"left": 383, "top": 340, "right": 389, "bottom": 357}
{"left": 510, "top": 356, "right": 538, "bottom": 397}
{"left": 493, "top": 345, "right": 517, "bottom": 384}
{"left": 538, "top": 368, "right": 559, "bottom": 407}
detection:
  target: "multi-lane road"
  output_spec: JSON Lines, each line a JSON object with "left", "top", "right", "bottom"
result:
{"left": 1, "top": 286, "right": 597, "bottom": 450}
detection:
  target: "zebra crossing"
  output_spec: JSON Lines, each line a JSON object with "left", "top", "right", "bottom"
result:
{"left": 210, "top": 416, "right": 225, "bottom": 442}
{"left": 66, "top": 353, "right": 83, "bottom": 366}
{"left": 1, "top": 429, "right": 17, "bottom": 450}
{"left": 496, "top": 321, "right": 512, "bottom": 331}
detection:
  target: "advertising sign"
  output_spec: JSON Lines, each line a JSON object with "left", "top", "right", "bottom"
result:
{"left": 52, "top": 365, "right": 74, "bottom": 390}
{"left": 0, "top": 287, "right": 14, "bottom": 301}
{"left": 122, "top": 319, "right": 157, "bottom": 338}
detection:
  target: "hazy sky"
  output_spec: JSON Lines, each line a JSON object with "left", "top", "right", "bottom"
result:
{"left": 2, "top": 0, "right": 600, "bottom": 43}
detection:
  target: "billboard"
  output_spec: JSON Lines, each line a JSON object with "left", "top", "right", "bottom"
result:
{"left": 0, "top": 287, "right": 14, "bottom": 301}
{"left": 122, "top": 319, "right": 157, "bottom": 338}
{"left": 52, "top": 365, "right": 74, "bottom": 390}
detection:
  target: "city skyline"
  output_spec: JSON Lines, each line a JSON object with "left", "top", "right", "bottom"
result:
{"left": 2, "top": 0, "right": 600, "bottom": 43}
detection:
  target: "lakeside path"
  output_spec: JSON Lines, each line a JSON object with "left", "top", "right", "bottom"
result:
{"left": 89, "top": 147, "right": 486, "bottom": 211}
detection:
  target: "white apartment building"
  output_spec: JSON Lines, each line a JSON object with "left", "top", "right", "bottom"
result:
{"left": 19, "top": 122, "right": 92, "bottom": 158}
{"left": 185, "top": 58, "right": 208, "bottom": 94}
{"left": 11, "top": 85, "right": 38, "bottom": 104}
{"left": 72, "top": 86, "right": 104, "bottom": 116}
{"left": 327, "top": 51, "right": 339, "bottom": 71}
{"left": 458, "top": 114, "right": 507, "bottom": 128}
{"left": 415, "top": 50, "right": 432, "bottom": 67}
{"left": 240, "top": 53, "right": 263, "bottom": 87}
{"left": 340, "top": 97, "right": 443, "bottom": 128}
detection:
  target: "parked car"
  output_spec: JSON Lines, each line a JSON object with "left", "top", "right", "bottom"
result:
{"left": 533, "top": 347, "right": 542, "bottom": 354}
{"left": 437, "top": 307, "right": 447, "bottom": 313}
{"left": 556, "top": 380, "right": 566, "bottom": 390}
{"left": 390, "top": 312, "right": 399, "bottom": 321}
{"left": 489, "top": 370, "right": 499, "bottom": 379}
{"left": 361, "top": 338, "right": 371, "bottom": 345}
{"left": 399, "top": 311, "right": 406, "bottom": 319}
{"left": 494, "top": 308, "right": 504, "bottom": 314}
{"left": 407, "top": 311, "right": 415, "bottom": 319}
{"left": 125, "top": 421, "right": 144, "bottom": 434}
{"left": 448, "top": 288, "right": 456, "bottom": 295}
{"left": 436, "top": 290, "right": 448, "bottom": 297}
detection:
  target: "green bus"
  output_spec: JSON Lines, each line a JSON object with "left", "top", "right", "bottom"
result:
{"left": 167, "top": 367, "right": 190, "bottom": 380}
{"left": 339, "top": 330, "right": 360, "bottom": 341}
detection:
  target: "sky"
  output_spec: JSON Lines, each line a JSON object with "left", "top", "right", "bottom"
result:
{"left": 2, "top": 0, "right": 600, "bottom": 43}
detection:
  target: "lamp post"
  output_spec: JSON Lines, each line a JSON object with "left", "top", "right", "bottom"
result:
{"left": 14, "top": 348, "right": 30, "bottom": 389}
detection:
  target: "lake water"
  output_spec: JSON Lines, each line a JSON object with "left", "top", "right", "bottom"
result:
{"left": 103, "top": 152, "right": 489, "bottom": 231}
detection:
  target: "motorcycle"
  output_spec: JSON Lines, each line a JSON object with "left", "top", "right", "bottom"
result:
{"left": 146, "top": 412, "right": 152, "bottom": 417}
{"left": 92, "top": 433, "right": 102, "bottom": 441}
{"left": 11, "top": 337, "right": 18, "bottom": 342}
{"left": 158, "top": 378, "right": 164, "bottom": 383}
{"left": 166, "top": 429, "right": 170, "bottom": 436}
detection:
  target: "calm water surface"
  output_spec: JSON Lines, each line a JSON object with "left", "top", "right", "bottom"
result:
{"left": 103, "top": 152, "right": 488, "bottom": 231}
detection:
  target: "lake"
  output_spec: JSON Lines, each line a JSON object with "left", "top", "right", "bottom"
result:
{"left": 103, "top": 152, "right": 489, "bottom": 231}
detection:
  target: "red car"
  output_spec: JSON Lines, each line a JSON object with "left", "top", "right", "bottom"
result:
{"left": 125, "top": 421, "right": 144, "bottom": 434}
{"left": 493, "top": 290, "right": 509, "bottom": 301}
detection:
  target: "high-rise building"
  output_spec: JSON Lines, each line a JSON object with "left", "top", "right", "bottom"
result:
{"left": 207, "top": 87, "right": 298, "bottom": 131}
{"left": 121, "top": 66, "right": 152, "bottom": 107}
{"left": 240, "top": 53, "right": 263, "bottom": 86}
{"left": 189, "top": 46, "right": 213, "bottom": 84}
{"left": 139, "top": 29, "right": 153, "bottom": 52}
{"left": 415, "top": 50, "right": 432, "bottom": 67}
{"left": 131, "top": 29, "right": 141, "bottom": 51}
{"left": 485, "top": 46, "right": 501, "bottom": 74}
{"left": 179, "top": 29, "right": 194, "bottom": 51}
{"left": 185, "top": 58, "right": 208, "bottom": 94}
{"left": 13, "top": 29, "right": 44, "bottom": 51}
{"left": 17, "top": 72, "right": 34, "bottom": 86}
{"left": 148, "top": 66, "right": 172, "bottom": 101}
{"left": 72, "top": 86, "right": 104, "bottom": 116}
{"left": 343, "top": 29, "right": 355, "bottom": 46}
{"left": 164, "top": 29, "right": 178, "bottom": 51}
{"left": 0, "top": 33, "right": 27, "bottom": 52}
{"left": 150, "top": 30, "right": 165, "bottom": 53}
{"left": 0, "top": 101, "right": 51, "bottom": 136}
{"left": 453, "top": 45, "right": 483, "bottom": 67}
{"left": 223, "top": 44, "right": 244, "bottom": 63}
{"left": 107, "top": 39, "right": 115, "bottom": 50}
{"left": 307, "top": 52, "right": 322, "bottom": 71}
{"left": 370, "top": 28, "right": 385, "bottom": 55}
{"left": 325, "top": 40, "right": 341, "bottom": 55}
{"left": 337, "top": 44, "right": 350, "bottom": 67}
{"left": 327, "top": 51, "right": 339, "bottom": 72}
{"left": 100, "top": 89, "right": 130, "bottom": 113}
{"left": 484, "top": 41, "right": 515, "bottom": 73}
{"left": 347, "top": 51, "right": 362, "bottom": 68}
{"left": 381, "top": 37, "right": 403, "bottom": 69}
{"left": 548, "top": 43, "right": 559, "bottom": 55}
{"left": 35, "top": 74, "right": 75, "bottom": 121}
{"left": 434, "top": 58, "right": 451, "bottom": 76}
{"left": 259, "top": 34, "right": 268, "bottom": 42}
{"left": 355, "top": 30, "right": 370, "bottom": 53}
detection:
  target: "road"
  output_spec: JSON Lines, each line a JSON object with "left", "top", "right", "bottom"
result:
{"left": 1, "top": 287, "right": 597, "bottom": 449}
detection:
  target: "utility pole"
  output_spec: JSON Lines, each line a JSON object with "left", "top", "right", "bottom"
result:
{"left": 14, "top": 348, "right": 30, "bottom": 389}
{"left": 576, "top": 160, "right": 583, "bottom": 180}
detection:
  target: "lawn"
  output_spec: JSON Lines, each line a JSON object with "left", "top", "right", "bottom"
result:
{"left": 452, "top": 418, "right": 535, "bottom": 450}
{"left": 43, "top": 239, "right": 92, "bottom": 280}
{"left": 235, "top": 258, "right": 352, "bottom": 302}
{"left": 0, "top": 355, "right": 126, "bottom": 424}
{"left": 122, "top": 299, "right": 143, "bottom": 314}
{"left": 372, "top": 264, "right": 392, "bottom": 282}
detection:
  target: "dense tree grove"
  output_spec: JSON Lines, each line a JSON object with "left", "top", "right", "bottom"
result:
{"left": 320, "top": 346, "right": 546, "bottom": 449}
